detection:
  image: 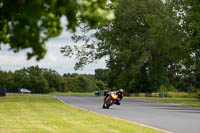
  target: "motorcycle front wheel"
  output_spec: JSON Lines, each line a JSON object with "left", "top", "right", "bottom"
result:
{"left": 103, "top": 97, "right": 111, "bottom": 109}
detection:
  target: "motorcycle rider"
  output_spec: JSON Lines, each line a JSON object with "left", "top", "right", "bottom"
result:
{"left": 104, "top": 89, "right": 124, "bottom": 105}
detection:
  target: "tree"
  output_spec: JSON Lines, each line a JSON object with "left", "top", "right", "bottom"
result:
{"left": 63, "top": 74, "right": 97, "bottom": 92}
{"left": 13, "top": 68, "right": 30, "bottom": 90}
{"left": 168, "top": 0, "right": 200, "bottom": 91}
{"left": 0, "top": 70, "right": 14, "bottom": 90}
{"left": 61, "top": 0, "right": 184, "bottom": 92}
{"left": 95, "top": 68, "right": 110, "bottom": 84}
{"left": 12, "top": 66, "right": 50, "bottom": 93}
{"left": 96, "top": 80, "right": 107, "bottom": 90}
{"left": 43, "top": 68, "right": 63, "bottom": 92}
{"left": 0, "top": 0, "right": 115, "bottom": 59}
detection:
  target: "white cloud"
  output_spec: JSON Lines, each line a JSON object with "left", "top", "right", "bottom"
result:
{"left": 46, "top": 54, "right": 57, "bottom": 62}
{"left": 0, "top": 34, "right": 106, "bottom": 75}
{"left": 0, "top": 17, "right": 106, "bottom": 74}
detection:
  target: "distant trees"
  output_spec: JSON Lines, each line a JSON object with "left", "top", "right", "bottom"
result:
{"left": 43, "top": 69, "right": 63, "bottom": 92}
{"left": 63, "top": 74, "right": 97, "bottom": 92}
{"left": 0, "top": 66, "right": 100, "bottom": 93}
{"left": 0, "top": 70, "right": 12, "bottom": 89}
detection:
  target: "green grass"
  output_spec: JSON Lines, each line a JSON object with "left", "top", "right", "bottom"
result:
{"left": 163, "top": 92, "right": 197, "bottom": 98}
{"left": 132, "top": 97, "right": 200, "bottom": 108}
{"left": 129, "top": 92, "right": 198, "bottom": 98}
{"left": 0, "top": 96, "right": 163, "bottom": 133}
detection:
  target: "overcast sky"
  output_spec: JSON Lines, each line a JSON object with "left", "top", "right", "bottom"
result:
{"left": 0, "top": 18, "right": 106, "bottom": 75}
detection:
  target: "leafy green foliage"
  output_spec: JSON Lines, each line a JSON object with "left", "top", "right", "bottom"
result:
{"left": 62, "top": 0, "right": 185, "bottom": 92}
{"left": 95, "top": 69, "right": 109, "bottom": 84}
{"left": 0, "top": 66, "right": 99, "bottom": 93}
{"left": 61, "top": 0, "right": 200, "bottom": 93}
{"left": 63, "top": 75, "right": 97, "bottom": 92}
{"left": 0, "top": 0, "right": 115, "bottom": 59}
{"left": 169, "top": 0, "right": 200, "bottom": 90}
{"left": 13, "top": 66, "right": 50, "bottom": 93}
{"left": 95, "top": 80, "right": 107, "bottom": 90}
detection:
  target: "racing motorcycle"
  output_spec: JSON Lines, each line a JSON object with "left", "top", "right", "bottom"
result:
{"left": 103, "top": 92, "right": 119, "bottom": 109}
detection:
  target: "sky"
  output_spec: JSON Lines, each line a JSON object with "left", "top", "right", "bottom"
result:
{"left": 0, "top": 18, "right": 106, "bottom": 75}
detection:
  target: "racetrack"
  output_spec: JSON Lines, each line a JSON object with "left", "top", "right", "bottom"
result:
{"left": 56, "top": 96, "right": 200, "bottom": 133}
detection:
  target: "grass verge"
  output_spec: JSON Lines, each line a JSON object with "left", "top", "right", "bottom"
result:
{"left": 132, "top": 97, "right": 200, "bottom": 108}
{"left": 129, "top": 92, "right": 198, "bottom": 98}
{"left": 163, "top": 92, "right": 197, "bottom": 98}
{"left": 0, "top": 96, "right": 163, "bottom": 133}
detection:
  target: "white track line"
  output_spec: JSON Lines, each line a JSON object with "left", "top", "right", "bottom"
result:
{"left": 55, "top": 96, "right": 173, "bottom": 133}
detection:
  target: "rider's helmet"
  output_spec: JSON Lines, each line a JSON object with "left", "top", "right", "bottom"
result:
{"left": 119, "top": 89, "right": 124, "bottom": 94}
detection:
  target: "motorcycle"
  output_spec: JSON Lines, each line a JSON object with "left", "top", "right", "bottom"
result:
{"left": 103, "top": 92, "right": 119, "bottom": 109}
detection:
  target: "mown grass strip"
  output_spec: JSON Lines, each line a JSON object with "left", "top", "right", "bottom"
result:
{"left": 129, "top": 92, "right": 198, "bottom": 98}
{"left": 0, "top": 96, "right": 163, "bottom": 133}
{"left": 131, "top": 97, "right": 200, "bottom": 108}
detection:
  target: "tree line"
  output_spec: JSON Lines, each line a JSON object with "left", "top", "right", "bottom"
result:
{"left": 0, "top": 66, "right": 106, "bottom": 93}
{"left": 0, "top": 66, "right": 199, "bottom": 94}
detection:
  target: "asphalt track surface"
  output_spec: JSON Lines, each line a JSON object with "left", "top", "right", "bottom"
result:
{"left": 56, "top": 96, "right": 200, "bottom": 133}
